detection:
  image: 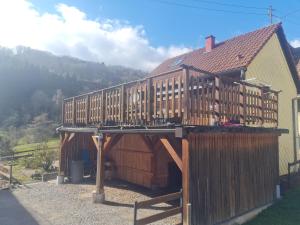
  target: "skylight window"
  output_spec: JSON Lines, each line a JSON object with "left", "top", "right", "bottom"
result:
{"left": 170, "top": 57, "right": 184, "bottom": 68}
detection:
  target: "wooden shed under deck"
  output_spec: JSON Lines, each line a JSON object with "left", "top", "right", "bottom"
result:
{"left": 58, "top": 126, "right": 285, "bottom": 225}
{"left": 58, "top": 64, "right": 285, "bottom": 225}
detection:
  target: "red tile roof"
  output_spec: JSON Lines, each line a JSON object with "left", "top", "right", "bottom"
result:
{"left": 150, "top": 23, "right": 281, "bottom": 76}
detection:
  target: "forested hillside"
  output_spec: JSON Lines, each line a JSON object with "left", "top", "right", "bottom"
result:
{"left": 0, "top": 46, "right": 146, "bottom": 128}
{"left": 0, "top": 46, "right": 146, "bottom": 154}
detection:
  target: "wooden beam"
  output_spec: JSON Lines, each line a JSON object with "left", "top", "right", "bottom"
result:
{"left": 182, "top": 138, "right": 190, "bottom": 225}
{"left": 92, "top": 135, "right": 99, "bottom": 149}
{"left": 68, "top": 133, "right": 75, "bottom": 142}
{"left": 160, "top": 138, "right": 182, "bottom": 171}
{"left": 104, "top": 134, "right": 122, "bottom": 153}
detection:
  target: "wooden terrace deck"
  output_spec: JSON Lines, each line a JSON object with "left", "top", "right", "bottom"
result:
{"left": 62, "top": 65, "right": 279, "bottom": 128}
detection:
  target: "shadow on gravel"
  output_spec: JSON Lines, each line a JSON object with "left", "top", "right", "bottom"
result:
{"left": 0, "top": 190, "right": 40, "bottom": 225}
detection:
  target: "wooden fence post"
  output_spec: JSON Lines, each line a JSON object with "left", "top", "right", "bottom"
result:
{"left": 101, "top": 90, "right": 105, "bottom": 123}
{"left": 133, "top": 201, "right": 138, "bottom": 225}
{"left": 214, "top": 77, "right": 220, "bottom": 124}
{"left": 183, "top": 67, "right": 190, "bottom": 124}
{"left": 61, "top": 99, "right": 65, "bottom": 125}
{"left": 261, "top": 88, "right": 265, "bottom": 126}
{"left": 9, "top": 164, "right": 12, "bottom": 185}
{"left": 72, "top": 97, "right": 76, "bottom": 125}
{"left": 120, "top": 85, "right": 125, "bottom": 123}
{"left": 86, "top": 94, "right": 90, "bottom": 125}
{"left": 239, "top": 84, "right": 246, "bottom": 125}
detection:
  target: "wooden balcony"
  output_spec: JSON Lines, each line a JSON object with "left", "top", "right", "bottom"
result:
{"left": 62, "top": 66, "right": 279, "bottom": 128}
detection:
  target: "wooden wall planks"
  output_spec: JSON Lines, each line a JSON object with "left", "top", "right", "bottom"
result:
{"left": 188, "top": 132, "right": 279, "bottom": 225}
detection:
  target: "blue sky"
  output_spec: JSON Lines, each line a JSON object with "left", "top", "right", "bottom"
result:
{"left": 1, "top": 0, "right": 300, "bottom": 70}
{"left": 30, "top": 0, "right": 300, "bottom": 46}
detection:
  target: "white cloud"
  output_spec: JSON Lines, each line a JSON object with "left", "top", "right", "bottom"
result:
{"left": 0, "top": 0, "right": 191, "bottom": 71}
{"left": 291, "top": 39, "right": 300, "bottom": 48}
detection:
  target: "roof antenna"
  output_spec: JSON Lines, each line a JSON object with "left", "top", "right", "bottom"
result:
{"left": 268, "top": 5, "right": 274, "bottom": 24}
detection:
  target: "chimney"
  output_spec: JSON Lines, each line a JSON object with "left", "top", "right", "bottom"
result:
{"left": 205, "top": 35, "right": 215, "bottom": 52}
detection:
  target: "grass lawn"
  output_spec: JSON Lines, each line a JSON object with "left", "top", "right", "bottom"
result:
{"left": 8, "top": 138, "right": 60, "bottom": 183}
{"left": 245, "top": 187, "right": 300, "bottom": 225}
{"left": 14, "top": 138, "right": 59, "bottom": 153}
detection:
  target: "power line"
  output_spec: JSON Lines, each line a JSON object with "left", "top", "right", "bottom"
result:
{"left": 188, "top": 0, "right": 269, "bottom": 10}
{"left": 281, "top": 9, "right": 300, "bottom": 19}
{"left": 151, "top": 0, "right": 268, "bottom": 16}
{"left": 273, "top": 14, "right": 300, "bottom": 26}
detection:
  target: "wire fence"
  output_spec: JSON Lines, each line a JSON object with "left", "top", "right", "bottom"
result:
{"left": 0, "top": 142, "right": 59, "bottom": 189}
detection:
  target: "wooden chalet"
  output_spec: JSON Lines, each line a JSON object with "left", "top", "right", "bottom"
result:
{"left": 58, "top": 24, "right": 290, "bottom": 225}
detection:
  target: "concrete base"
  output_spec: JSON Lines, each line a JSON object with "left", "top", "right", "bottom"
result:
{"left": 56, "top": 175, "right": 64, "bottom": 185}
{"left": 92, "top": 191, "right": 105, "bottom": 203}
{"left": 220, "top": 203, "right": 272, "bottom": 225}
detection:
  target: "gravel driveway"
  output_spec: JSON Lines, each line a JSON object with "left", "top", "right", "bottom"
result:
{"left": 0, "top": 180, "right": 181, "bottom": 225}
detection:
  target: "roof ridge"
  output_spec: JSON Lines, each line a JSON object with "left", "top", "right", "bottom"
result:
{"left": 150, "top": 23, "right": 282, "bottom": 76}
{"left": 160, "top": 23, "right": 281, "bottom": 63}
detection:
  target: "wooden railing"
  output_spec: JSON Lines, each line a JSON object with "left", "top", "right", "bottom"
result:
{"left": 62, "top": 67, "right": 279, "bottom": 127}
{"left": 133, "top": 191, "right": 183, "bottom": 225}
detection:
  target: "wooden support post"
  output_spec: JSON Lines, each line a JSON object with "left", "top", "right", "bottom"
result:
{"left": 92, "top": 134, "right": 105, "bottom": 203}
{"left": 182, "top": 138, "right": 190, "bottom": 225}
{"left": 183, "top": 68, "right": 190, "bottom": 123}
{"left": 59, "top": 132, "right": 69, "bottom": 176}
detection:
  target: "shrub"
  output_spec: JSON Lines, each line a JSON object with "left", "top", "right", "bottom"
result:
{"left": 21, "top": 143, "right": 57, "bottom": 172}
